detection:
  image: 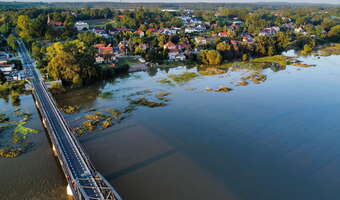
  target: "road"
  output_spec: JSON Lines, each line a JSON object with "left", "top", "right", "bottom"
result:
{"left": 17, "top": 39, "right": 121, "bottom": 200}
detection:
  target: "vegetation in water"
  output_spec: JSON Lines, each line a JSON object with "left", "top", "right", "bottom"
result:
{"left": 318, "top": 44, "right": 340, "bottom": 57}
{"left": 101, "top": 119, "right": 112, "bottom": 129}
{"left": 241, "top": 72, "right": 267, "bottom": 84}
{"left": 252, "top": 55, "right": 292, "bottom": 67}
{"left": 235, "top": 81, "right": 249, "bottom": 86}
{"left": 158, "top": 79, "right": 175, "bottom": 86}
{"left": 205, "top": 86, "right": 232, "bottom": 93}
{"left": 155, "top": 91, "right": 171, "bottom": 101}
{"left": 198, "top": 67, "right": 226, "bottom": 76}
{"left": 83, "top": 120, "right": 96, "bottom": 131}
{"left": 292, "top": 63, "right": 316, "bottom": 68}
{"left": 0, "top": 147, "right": 21, "bottom": 158}
{"left": 105, "top": 109, "right": 123, "bottom": 120}
{"left": 63, "top": 105, "right": 80, "bottom": 114}
{"left": 130, "top": 97, "right": 166, "bottom": 107}
{"left": 168, "top": 72, "right": 198, "bottom": 84}
{"left": 0, "top": 109, "right": 38, "bottom": 158}
{"left": 99, "top": 91, "right": 114, "bottom": 99}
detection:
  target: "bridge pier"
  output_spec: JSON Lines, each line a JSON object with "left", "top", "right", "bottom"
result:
{"left": 66, "top": 184, "right": 74, "bottom": 197}
{"left": 52, "top": 144, "right": 57, "bottom": 156}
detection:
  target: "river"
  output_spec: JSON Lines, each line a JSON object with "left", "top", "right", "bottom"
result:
{"left": 2, "top": 51, "right": 340, "bottom": 200}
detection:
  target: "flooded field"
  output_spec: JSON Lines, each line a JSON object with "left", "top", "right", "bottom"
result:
{"left": 53, "top": 51, "right": 340, "bottom": 200}
{"left": 0, "top": 94, "right": 66, "bottom": 200}
{"left": 2, "top": 51, "right": 340, "bottom": 200}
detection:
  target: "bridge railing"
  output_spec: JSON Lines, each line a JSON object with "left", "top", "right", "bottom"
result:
{"left": 40, "top": 83, "right": 122, "bottom": 200}
{"left": 31, "top": 88, "right": 84, "bottom": 199}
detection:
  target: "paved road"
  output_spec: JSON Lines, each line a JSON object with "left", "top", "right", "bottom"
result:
{"left": 17, "top": 39, "right": 120, "bottom": 200}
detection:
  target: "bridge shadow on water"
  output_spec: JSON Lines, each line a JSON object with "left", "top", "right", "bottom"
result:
{"left": 105, "top": 149, "right": 177, "bottom": 181}
{"left": 79, "top": 124, "right": 138, "bottom": 144}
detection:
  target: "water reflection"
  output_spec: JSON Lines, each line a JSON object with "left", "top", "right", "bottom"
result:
{"left": 54, "top": 52, "right": 340, "bottom": 200}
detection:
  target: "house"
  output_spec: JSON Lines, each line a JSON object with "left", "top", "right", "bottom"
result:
{"left": 134, "top": 30, "right": 145, "bottom": 37}
{"left": 185, "top": 28, "right": 199, "bottom": 33}
{"left": 98, "top": 47, "right": 113, "bottom": 55}
{"left": 147, "top": 28, "right": 157, "bottom": 33}
{"left": 218, "top": 32, "right": 229, "bottom": 38}
{"left": 168, "top": 49, "right": 180, "bottom": 60}
{"left": 243, "top": 36, "right": 254, "bottom": 43}
{"left": 160, "top": 28, "right": 177, "bottom": 35}
{"left": 116, "top": 27, "right": 129, "bottom": 32}
{"left": 163, "top": 41, "right": 177, "bottom": 50}
{"left": 230, "top": 40, "right": 240, "bottom": 45}
{"left": 195, "top": 37, "right": 207, "bottom": 45}
{"left": 47, "top": 14, "right": 63, "bottom": 27}
{"left": 294, "top": 27, "right": 307, "bottom": 35}
{"left": 175, "top": 54, "right": 186, "bottom": 61}
{"left": 94, "top": 44, "right": 115, "bottom": 63}
{"left": 95, "top": 56, "right": 105, "bottom": 64}
{"left": 75, "top": 21, "right": 89, "bottom": 31}
{"left": 94, "top": 43, "right": 106, "bottom": 48}
{"left": 0, "top": 62, "right": 15, "bottom": 74}
{"left": 177, "top": 43, "right": 188, "bottom": 50}
{"left": 259, "top": 27, "right": 280, "bottom": 36}
{"left": 139, "top": 43, "right": 148, "bottom": 51}
{"left": 283, "top": 23, "right": 295, "bottom": 30}
{"left": 232, "top": 21, "right": 243, "bottom": 26}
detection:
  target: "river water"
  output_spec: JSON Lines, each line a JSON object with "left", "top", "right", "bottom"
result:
{"left": 2, "top": 52, "right": 340, "bottom": 200}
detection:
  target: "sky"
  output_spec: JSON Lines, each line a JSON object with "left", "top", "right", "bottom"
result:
{"left": 0, "top": 0, "right": 339, "bottom": 4}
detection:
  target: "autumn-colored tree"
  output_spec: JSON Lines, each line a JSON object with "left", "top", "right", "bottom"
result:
{"left": 199, "top": 50, "right": 222, "bottom": 65}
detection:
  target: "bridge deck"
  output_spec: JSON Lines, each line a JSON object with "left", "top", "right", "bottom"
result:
{"left": 17, "top": 38, "right": 122, "bottom": 200}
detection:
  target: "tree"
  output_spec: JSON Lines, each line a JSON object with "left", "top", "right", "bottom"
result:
{"left": 77, "top": 32, "right": 98, "bottom": 45}
{"left": 0, "top": 70, "right": 6, "bottom": 83}
{"left": 199, "top": 50, "right": 222, "bottom": 65}
{"left": 16, "top": 15, "right": 32, "bottom": 41}
{"left": 7, "top": 34, "right": 17, "bottom": 51}
{"left": 0, "top": 23, "right": 10, "bottom": 36}
{"left": 46, "top": 40, "right": 98, "bottom": 87}
{"left": 301, "top": 44, "right": 312, "bottom": 55}
{"left": 328, "top": 25, "right": 340, "bottom": 42}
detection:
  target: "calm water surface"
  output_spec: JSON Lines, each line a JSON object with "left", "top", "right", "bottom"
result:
{"left": 54, "top": 52, "right": 340, "bottom": 200}
{"left": 0, "top": 94, "right": 66, "bottom": 200}
{"left": 2, "top": 51, "right": 340, "bottom": 200}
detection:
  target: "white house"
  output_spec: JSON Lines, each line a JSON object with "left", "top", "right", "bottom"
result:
{"left": 75, "top": 21, "right": 89, "bottom": 31}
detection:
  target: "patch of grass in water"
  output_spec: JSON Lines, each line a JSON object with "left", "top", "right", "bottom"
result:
{"left": 130, "top": 97, "right": 166, "bottom": 108}
{"left": 155, "top": 91, "right": 171, "bottom": 101}
{"left": 105, "top": 109, "right": 124, "bottom": 120}
{"left": 252, "top": 55, "right": 292, "bottom": 66}
{"left": 0, "top": 147, "right": 21, "bottom": 158}
{"left": 63, "top": 105, "right": 80, "bottom": 114}
{"left": 168, "top": 72, "right": 198, "bottom": 84}
{"left": 292, "top": 63, "right": 316, "bottom": 68}
{"left": 158, "top": 79, "right": 175, "bottom": 86}
{"left": 99, "top": 91, "right": 114, "bottom": 99}
{"left": 318, "top": 44, "right": 340, "bottom": 56}
{"left": 198, "top": 67, "right": 226, "bottom": 76}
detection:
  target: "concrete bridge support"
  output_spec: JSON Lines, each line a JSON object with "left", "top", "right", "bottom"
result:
{"left": 67, "top": 184, "right": 74, "bottom": 197}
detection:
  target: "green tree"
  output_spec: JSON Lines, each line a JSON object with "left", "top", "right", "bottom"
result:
{"left": 16, "top": 15, "right": 32, "bottom": 41}
{"left": 328, "top": 25, "right": 340, "bottom": 42}
{"left": 46, "top": 40, "right": 98, "bottom": 87}
{"left": 199, "top": 50, "right": 222, "bottom": 65}
{"left": 77, "top": 32, "right": 98, "bottom": 45}
{"left": 7, "top": 34, "right": 17, "bottom": 51}
{"left": 0, "top": 70, "right": 6, "bottom": 83}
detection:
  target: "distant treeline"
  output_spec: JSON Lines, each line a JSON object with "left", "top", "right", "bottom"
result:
{"left": 0, "top": 2, "right": 339, "bottom": 10}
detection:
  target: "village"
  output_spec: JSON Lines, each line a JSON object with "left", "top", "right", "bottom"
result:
{"left": 0, "top": 35, "right": 24, "bottom": 81}
{"left": 68, "top": 9, "right": 325, "bottom": 66}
